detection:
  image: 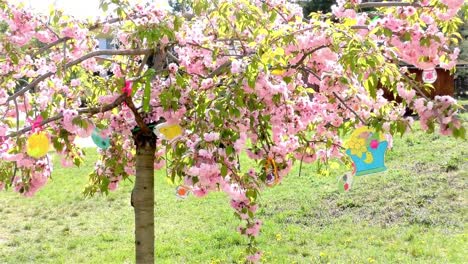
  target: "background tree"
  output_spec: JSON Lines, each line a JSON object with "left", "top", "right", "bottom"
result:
{"left": 457, "top": 18, "right": 468, "bottom": 78}
{"left": 168, "top": 0, "right": 191, "bottom": 12}
{"left": 297, "top": 0, "right": 335, "bottom": 16}
{"left": 0, "top": 0, "right": 466, "bottom": 263}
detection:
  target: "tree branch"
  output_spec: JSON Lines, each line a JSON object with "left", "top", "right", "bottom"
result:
{"left": 299, "top": 66, "right": 321, "bottom": 81}
{"left": 33, "top": 38, "right": 71, "bottom": 57}
{"left": 400, "top": 73, "right": 430, "bottom": 100}
{"left": 206, "top": 61, "right": 232, "bottom": 78}
{"left": 305, "top": 139, "right": 345, "bottom": 150}
{"left": 357, "top": 2, "right": 419, "bottom": 9}
{"left": 332, "top": 92, "right": 367, "bottom": 125}
{"left": 292, "top": 45, "right": 328, "bottom": 69}
{"left": 351, "top": 25, "right": 369, "bottom": 30}
{"left": 6, "top": 94, "right": 127, "bottom": 138}
{"left": 6, "top": 48, "right": 153, "bottom": 104}
{"left": 124, "top": 97, "right": 151, "bottom": 134}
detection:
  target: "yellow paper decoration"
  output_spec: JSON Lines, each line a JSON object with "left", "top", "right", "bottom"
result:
{"left": 154, "top": 123, "right": 183, "bottom": 140}
{"left": 345, "top": 126, "right": 385, "bottom": 158}
{"left": 27, "top": 132, "right": 50, "bottom": 159}
{"left": 271, "top": 69, "right": 285, "bottom": 76}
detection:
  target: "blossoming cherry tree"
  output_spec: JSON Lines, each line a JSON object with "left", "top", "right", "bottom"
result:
{"left": 0, "top": 0, "right": 466, "bottom": 262}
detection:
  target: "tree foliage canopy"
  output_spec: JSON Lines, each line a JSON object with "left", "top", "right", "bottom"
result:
{"left": 0, "top": 0, "right": 466, "bottom": 261}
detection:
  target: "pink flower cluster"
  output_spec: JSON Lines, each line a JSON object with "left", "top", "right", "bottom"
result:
{"left": 2, "top": 151, "right": 52, "bottom": 197}
{"left": 412, "top": 96, "right": 462, "bottom": 135}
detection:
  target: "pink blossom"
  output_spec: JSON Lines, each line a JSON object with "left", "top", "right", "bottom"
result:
{"left": 61, "top": 158, "right": 73, "bottom": 168}
{"left": 0, "top": 125, "right": 8, "bottom": 137}
{"left": 70, "top": 79, "right": 81, "bottom": 87}
{"left": 246, "top": 220, "right": 262, "bottom": 237}
{"left": 440, "top": 0, "right": 464, "bottom": 10}
{"left": 108, "top": 181, "right": 119, "bottom": 191}
{"left": 231, "top": 59, "right": 242, "bottom": 74}
{"left": 168, "top": 63, "right": 178, "bottom": 74}
{"left": 204, "top": 132, "right": 219, "bottom": 142}
{"left": 201, "top": 78, "right": 214, "bottom": 89}
{"left": 246, "top": 252, "right": 262, "bottom": 263}
{"left": 192, "top": 187, "right": 208, "bottom": 197}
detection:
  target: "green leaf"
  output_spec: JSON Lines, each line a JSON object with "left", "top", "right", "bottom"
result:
{"left": 226, "top": 145, "right": 234, "bottom": 155}
{"left": 246, "top": 189, "right": 257, "bottom": 202}
{"left": 364, "top": 74, "right": 378, "bottom": 98}
{"left": 143, "top": 77, "right": 151, "bottom": 112}
{"left": 99, "top": 1, "right": 109, "bottom": 12}
{"left": 221, "top": 164, "right": 228, "bottom": 176}
{"left": 454, "top": 126, "right": 466, "bottom": 139}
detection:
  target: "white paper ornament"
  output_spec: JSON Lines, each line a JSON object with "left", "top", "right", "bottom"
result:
{"left": 422, "top": 69, "right": 437, "bottom": 84}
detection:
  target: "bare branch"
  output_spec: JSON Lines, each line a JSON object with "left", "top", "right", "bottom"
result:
{"left": 299, "top": 66, "right": 321, "bottom": 81}
{"left": 6, "top": 94, "right": 127, "bottom": 138}
{"left": 166, "top": 52, "right": 180, "bottom": 64}
{"left": 292, "top": 45, "right": 329, "bottom": 69}
{"left": 351, "top": 25, "right": 369, "bottom": 30}
{"left": 357, "top": 2, "right": 419, "bottom": 9}
{"left": 333, "top": 92, "right": 367, "bottom": 125}
{"left": 124, "top": 97, "right": 151, "bottom": 134}
{"left": 6, "top": 48, "right": 153, "bottom": 104}
{"left": 305, "top": 139, "right": 345, "bottom": 150}
{"left": 400, "top": 73, "right": 430, "bottom": 100}
{"left": 33, "top": 38, "right": 71, "bottom": 57}
{"left": 206, "top": 61, "right": 232, "bottom": 78}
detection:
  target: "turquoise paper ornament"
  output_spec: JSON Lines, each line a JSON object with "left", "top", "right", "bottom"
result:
{"left": 345, "top": 126, "right": 388, "bottom": 176}
{"left": 91, "top": 128, "right": 110, "bottom": 149}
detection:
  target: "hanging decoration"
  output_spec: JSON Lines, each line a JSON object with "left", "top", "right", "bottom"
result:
{"left": 26, "top": 116, "right": 50, "bottom": 159}
{"left": 422, "top": 68, "right": 437, "bottom": 84}
{"left": 122, "top": 80, "right": 133, "bottom": 96}
{"left": 154, "top": 122, "right": 183, "bottom": 141}
{"left": 345, "top": 126, "right": 388, "bottom": 176}
{"left": 175, "top": 185, "right": 190, "bottom": 199}
{"left": 91, "top": 128, "right": 110, "bottom": 149}
{"left": 27, "top": 132, "right": 50, "bottom": 159}
{"left": 265, "top": 157, "right": 279, "bottom": 187}
{"left": 337, "top": 172, "right": 354, "bottom": 192}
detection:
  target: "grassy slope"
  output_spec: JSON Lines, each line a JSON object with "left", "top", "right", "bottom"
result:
{"left": 0, "top": 119, "right": 466, "bottom": 263}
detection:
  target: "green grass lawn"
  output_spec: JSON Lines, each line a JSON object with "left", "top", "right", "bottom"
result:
{"left": 0, "top": 119, "right": 467, "bottom": 263}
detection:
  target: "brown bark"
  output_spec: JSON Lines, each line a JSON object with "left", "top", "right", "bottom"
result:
{"left": 132, "top": 131, "right": 156, "bottom": 264}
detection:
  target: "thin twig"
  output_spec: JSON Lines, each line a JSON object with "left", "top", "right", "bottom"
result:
{"left": 351, "top": 25, "right": 369, "bottom": 30}
{"left": 332, "top": 92, "right": 367, "bottom": 125}
{"left": 305, "top": 139, "right": 345, "bottom": 150}
{"left": 400, "top": 73, "right": 430, "bottom": 100}
{"left": 32, "top": 15, "right": 131, "bottom": 57}
{"left": 357, "top": 2, "right": 420, "bottom": 9}
{"left": 206, "top": 61, "right": 232, "bottom": 78}
{"left": 300, "top": 66, "right": 321, "bottom": 81}
{"left": 33, "top": 37, "right": 71, "bottom": 57}
{"left": 166, "top": 52, "right": 180, "bottom": 63}
{"left": 292, "top": 45, "right": 328, "bottom": 69}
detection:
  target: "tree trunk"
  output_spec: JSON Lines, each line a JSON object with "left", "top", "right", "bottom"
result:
{"left": 132, "top": 131, "right": 156, "bottom": 264}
